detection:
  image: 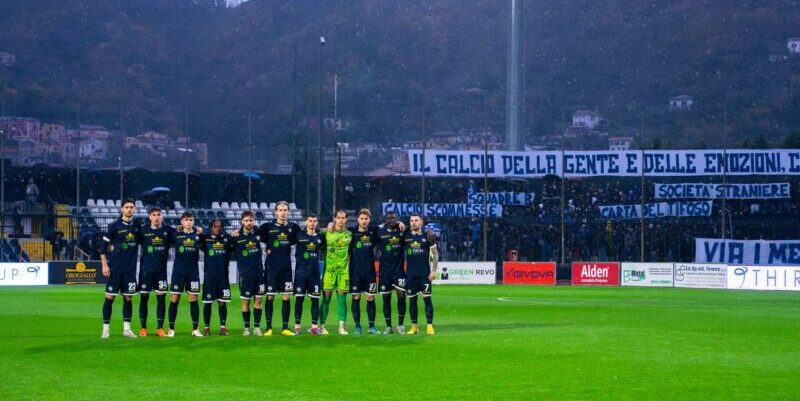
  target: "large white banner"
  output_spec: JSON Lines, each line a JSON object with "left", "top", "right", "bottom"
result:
{"left": 599, "top": 201, "right": 712, "bottom": 220}
{"left": 654, "top": 183, "right": 791, "bottom": 199}
{"left": 433, "top": 262, "right": 496, "bottom": 284}
{"left": 727, "top": 265, "right": 800, "bottom": 291}
{"left": 620, "top": 263, "right": 674, "bottom": 287}
{"left": 695, "top": 238, "right": 800, "bottom": 266}
{"left": 0, "top": 263, "right": 49, "bottom": 286}
{"left": 382, "top": 202, "right": 503, "bottom": 217}
{"left": 673, "top": 263, "right": 727, "bottom": 288}
{"left": 408, "top": 149, "right": 800, "bottom": 178}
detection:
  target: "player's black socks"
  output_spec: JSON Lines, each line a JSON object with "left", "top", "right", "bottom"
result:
{"left": 203, "top": 303, "right": 212, "bottom": 328}
{"left": 254, "top": 307, "right": 262, "bottom": 328}
{"left": 102, "top": 297, "right": 114, "bottom": 324}
{"left": 281, "top": 299, "right": 290, "bottom": 330}
{"left": 409, "top": 295, "right": 418, "bottom": 324}
{"left": 264, "top": 298, "right": 273, "bottom": 330}
{"left": 190, "top": 300, "right": 199, "bottom": 330}
{"left": 423, "top": 296, "right": 434, "bottom": 324}
{"left": 219, "top": 303, "right": 227, "bottom": 326}
{"left": 382, "top": 294, "right": 392, "bottom": 327}
{"left": 156, "top": 294, "right": 166, "bottom": 329}
{"left": 352, "top": 297, "right": 361, "bottom": 325}
{"left": 139, "top": 293, "right": 149, "bottom": 328}
{"left": 310, "top": 297, "right": 320, "bottom": 325}
{"left": 242, "top": 309, "right": 251, "bottom": 328}
{"left": 294, "top": 297, "right": 305, "bottom": 325}
{"left": 168, "top": 300, "right": 179, "bottom": 330}
{"left": 366, "top": 299, "right": 376, "bottom": 328}
{"left": 397, "top": 295, "right": 406, "bottom": 326}
{"left": 122, "top": 298, "right": 133, "bottom": 323}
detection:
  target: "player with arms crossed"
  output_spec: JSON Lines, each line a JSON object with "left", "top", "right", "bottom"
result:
{"left": 200, "top": 219, "right": 233, "bottom": 336}
{"left": 136, "top": 207, "right": 173, "bottom": 337}
{"left": 320, "top": 210, "right": 353, "bottom": 335}
{"left": 292, "top": 213, "right": 325, "bottom": 335}
{"left": 403, "top": 213, "right": 438, "bottom": 335}
{"left": 233, "top": 211, "right": 265, "bottom": 336}
{"left": 167, "top": 211, "right": 203, "bottom": 337}
{"left": 100, "top": 198, "right": 141, "bottom": 338}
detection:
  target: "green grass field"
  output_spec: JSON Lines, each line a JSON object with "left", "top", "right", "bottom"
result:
{"left": 0, "top": 285, "right": 798, "bottom": 401}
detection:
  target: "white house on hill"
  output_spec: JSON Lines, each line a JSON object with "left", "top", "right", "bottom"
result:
{"left": 670, "top": 95, "right": 694, "bottom": 111}
{"left": 608, "top": 136, "right": 634, "bottom": 151}
{"left": 571, "top": 110, "right": 603, "bottom": 130}
{"left": 789, "top": 38, "right": 800, "bottom": 54}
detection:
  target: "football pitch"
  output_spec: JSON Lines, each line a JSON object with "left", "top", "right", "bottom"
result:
{"left": 0, "top": 285, "right": 797, "bottom": 401}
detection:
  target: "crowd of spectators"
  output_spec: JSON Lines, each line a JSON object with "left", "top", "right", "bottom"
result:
{"left": 2, "top": 165, "right": 800, "bottom": 263}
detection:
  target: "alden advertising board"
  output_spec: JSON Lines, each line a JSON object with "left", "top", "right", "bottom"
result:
{"left": 571, "top": 262, "right": 620, "bottom": 286}
{"left": 433, "top": 262, "right": 496, "bottom": 285}
{"left": 620, "top": 263, "right": 674, "bottom": 287}
{"left": 502, "top": 262, "right": 556, "bottom": 285}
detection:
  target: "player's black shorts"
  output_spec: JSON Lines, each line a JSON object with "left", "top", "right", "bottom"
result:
{"left": 294, "top": 267, "right": 321, "bottom": 298}
{"left": 350, "top": 267, "right": 377, "bottom": 294}
{"left": 138, "top": 268, "right": 168, "bottom": 294}
{"left": 379, "top": 266, "right": 406, "bottom": 294}
{"left": 266, "top": 267, "right": 293, "bottom": 295}
{"left": 239, "top": 271, "right": 265, "bottom": 299}
{"left": 202, "top": 275, "right": 231, "bottom": 303}
{"left": 406, "top": 274, "right": 432, "bottom": 297}
{"left": 105, "top": 268, "right": 138, "bottom": 296}
{"left": 170, "top": 269, "right": 200, "bottom": 294}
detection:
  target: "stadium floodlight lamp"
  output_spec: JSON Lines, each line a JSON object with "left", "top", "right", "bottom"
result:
{"left": 320, "top": 36, "right": 326, "bottom": 44}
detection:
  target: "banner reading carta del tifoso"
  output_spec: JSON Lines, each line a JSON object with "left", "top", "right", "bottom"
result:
{"left": 407, "top": 149, "right": 800, "bottom": 178}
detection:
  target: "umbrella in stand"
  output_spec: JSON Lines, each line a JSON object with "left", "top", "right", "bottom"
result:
{"left": 150, "top": 186, "right": 171, "bottom": 192}
{"left": 243, "top": 172, "right": 261, "bottom": 180}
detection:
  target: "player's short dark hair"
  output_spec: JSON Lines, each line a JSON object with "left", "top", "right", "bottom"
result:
{"left": 121, "top": 198, "right": 135, "bottom": 207}
{"left": 180, "top": 211, "right": 194, "bottom": 219}
{"left": 410, "top": 212, "right": 422, "bottom": 219}
{"left": 210, "top": 219, "right": 223, "bottom": 227}
{"left": 241, "top": 210, "right": 255, "bottom": 220}
{"left": 275, "top": 201, "right": 289, "bottom": 210}
{"left": 335, "top": 209, "right": 348, "bottom": 218}
{"left": 358, "top": 208, "right": 371, "bottom": 218}
{"left": 305, "top": 213, "right": 317, "bottom": 219}
{"left": 148, "top": 206, "right": 162, "bottom": 214}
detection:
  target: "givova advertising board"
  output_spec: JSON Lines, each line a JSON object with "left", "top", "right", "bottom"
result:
{"left": 620, "top": 263, "right": 674, "bottom": 287}
{"left": 673, "top": 263, "right": 727, "bottom": 289}
{"left": 0, "top": 263, "right": 49, "bottom": 286}
{"left": 433, "top": 262, "right": 496, "bottom": 284}
{"left": 727, "top": 265, "right": 800, "bottom": 291}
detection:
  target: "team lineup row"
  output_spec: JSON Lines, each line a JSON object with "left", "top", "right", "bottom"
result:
{"left": 100, "top": 199, "right": 439, "bottom": 338}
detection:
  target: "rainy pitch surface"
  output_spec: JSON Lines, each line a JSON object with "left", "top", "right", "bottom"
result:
{"left": 0, "top": 285, "right": 797, "bottom": 401}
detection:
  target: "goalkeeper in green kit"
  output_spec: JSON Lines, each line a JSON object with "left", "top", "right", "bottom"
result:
{"left": 320, "top": 210, "right": 353, "bottom": 335}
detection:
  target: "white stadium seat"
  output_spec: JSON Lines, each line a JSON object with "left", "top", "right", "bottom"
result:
{"left": 212, "top": 202, "right": 221, "bottom": 209}
{"left": 289, "top": 203, "right": 298, "bottom": 210}
{"left": 268, "top": 202, "right": 276, "bottom": 210}
{"left": 87, "top": 199, "right": 96, "bottom": 207}
{"left": 259, "top": 202, "right": 269, "bottom": 210}
{"left": 135, "top": 200, "right": 144, "bottom": 208}
{"left": 114, "top": 200, "right": 121, "bottom": 207}
{"left": 96, "top": 199, "right": 106, "bottom": 207}
{"left": 221, "top": 202, "right": 230, "bottom": 209}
